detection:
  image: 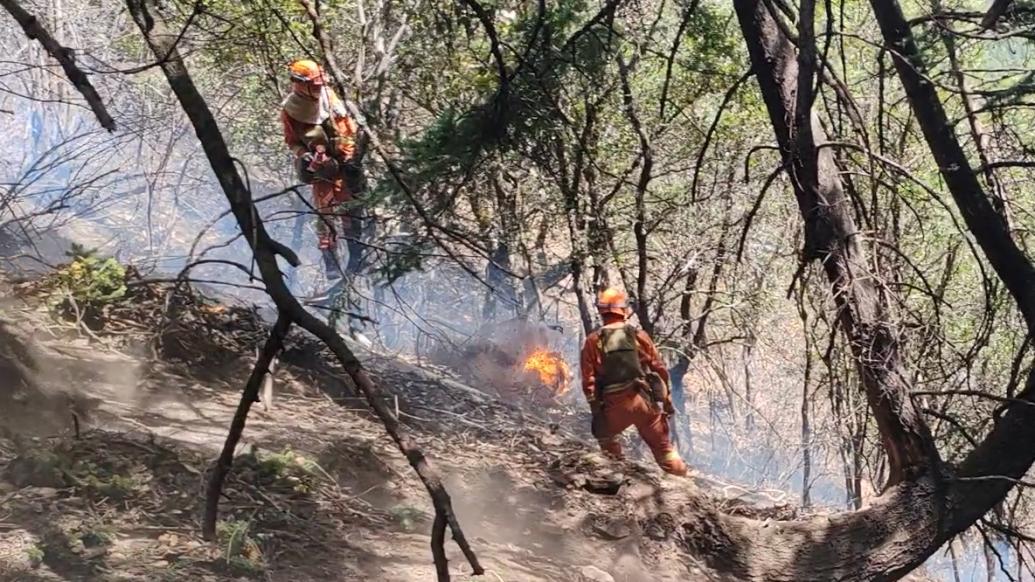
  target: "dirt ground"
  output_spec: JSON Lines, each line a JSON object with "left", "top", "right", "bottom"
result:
{"left": 0, "top": 282, "right": 724, "bottom": 582}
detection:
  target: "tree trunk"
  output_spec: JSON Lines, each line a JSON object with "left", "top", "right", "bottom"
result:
{"left": 482, "top": 240, "right": 514, "bottom": 321}
{"left": 0, "top": 0, "right": 115, "bottom": 131}
{"left": 733, "top": 0, "right": 937, "bottom": 485}
{"left": 204, "top": 315, "right": 290, "bottom": 539}
{"left": 743, "top": 336, "right": 755, "bottom": 433}
{"left": 801, "top": 349, "right": 813, "bottom": 509}
{"left": 866, "top": 0, "right": 1035, "bottom": 323}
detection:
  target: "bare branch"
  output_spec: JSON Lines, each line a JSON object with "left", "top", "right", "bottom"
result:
{"left": 0, "top": 0, "right": 116, "bottom": 131}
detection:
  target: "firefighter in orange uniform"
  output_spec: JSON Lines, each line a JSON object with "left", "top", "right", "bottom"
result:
{"left": 281, "top": 59, "right": 360, "bottom": 280}
{"left": 580, "top": 288, "right": 688, "bottom": 476}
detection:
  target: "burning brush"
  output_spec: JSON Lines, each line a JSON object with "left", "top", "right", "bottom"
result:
{"left": 521, "top": 347, "right": 572, "bottom": 399}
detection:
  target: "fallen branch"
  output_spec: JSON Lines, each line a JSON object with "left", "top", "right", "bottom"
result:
{"left": 0, "top": 0, "right": 116, "bottom": 131}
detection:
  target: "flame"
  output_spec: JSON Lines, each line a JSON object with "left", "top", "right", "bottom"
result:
{"left": 522, "top": 348, "right": 571, "bottom": 395}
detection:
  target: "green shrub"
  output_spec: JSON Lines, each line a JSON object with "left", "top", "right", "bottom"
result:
{"left": 216, "top": 519, "right": 264, "bottom": 574}
{"left": 388, "top": 505, "right": 426, "bottom": 532}
{"left": 25, "top": 544, "right": 44, "bottom": 567}
{"left": 54, "top": 244, "right": 127, "bottom": 308}
{"left": 249, "top": 448, "right": 323, "bottom": 494}
{"left": 70, "top": 459, "right": 146, "bottom": 501}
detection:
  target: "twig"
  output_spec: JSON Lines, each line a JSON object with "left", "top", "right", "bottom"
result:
{"left": 407, "top": 403, "right": 494, "bottom": 432}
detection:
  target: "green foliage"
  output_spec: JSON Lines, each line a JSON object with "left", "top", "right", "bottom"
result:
{"left": 3, "top": 449, "right": 69, "bottom": 488}
{"left": 78, "top": 527, "right": 115, "bottom": 550}
{"left": 243, "top": 447, "right": 323, "bottom": 494}
{"left": 54, "top": 244, "right": 127, "bottom": 308}
{"left": 389, "top": 1, "right": 612, "bottom": 176}
{"left": 216, "top": 519, "right": 265, "bottom": 574}
{"left": 25, "top": 544, "right": 45, "bottom": 567}
{"left": 257, "top": 448, "right": 318, "bottom": 477}
{"left": 387, "top": 504, "right": 427, "bottom": 532}
{"left": 64, "top": 521, "right": 116, "bottom": 557}
{"left": 375, "top": 240, "right": 427, "bottom": 284}
{"left": 70, "top": 459, "right": 148, "bottom": 501}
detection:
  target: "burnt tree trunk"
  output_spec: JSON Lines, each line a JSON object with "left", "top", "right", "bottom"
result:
{"left": 733, "top": 0, "right": 937, "bottom": 485}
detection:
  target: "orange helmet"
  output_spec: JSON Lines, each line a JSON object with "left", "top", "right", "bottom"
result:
{"left": 288, "top": 59, "right": 325, "bottom": 85}
{"left": 596, "top": 288, "right": 630, "bottom": 317}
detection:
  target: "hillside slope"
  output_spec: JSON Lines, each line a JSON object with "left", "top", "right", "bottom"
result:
{"left": 0, "top": 278, "right": 940, "bottom": 582}
{"left": 0, "top": 279, "right": 732, "bottom": 582}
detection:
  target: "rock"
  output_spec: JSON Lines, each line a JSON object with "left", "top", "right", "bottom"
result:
{"left": 583, "top": 474, "right": 623, "bottom": 495}
{"left": 644, "top": 521, "right": 667, "bottom": 540}
{"left": 591, "top": 516, "right": 633, "bottom": 540}
{"left": 31, "top": 487, "right": 59, "bottom": 499}
{"left": 580, "top": 565, "right": 616, "bottom": 582}
{"left": 82, "top": 546, "right": 107, "bottom": 560}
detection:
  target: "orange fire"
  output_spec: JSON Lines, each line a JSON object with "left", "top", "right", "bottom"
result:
{"left": 522, "top": 348, "right": 572, "bottom": 396}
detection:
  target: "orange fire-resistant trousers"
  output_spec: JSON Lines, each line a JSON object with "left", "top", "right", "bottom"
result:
{"left": 313, "top": 176, "right": 352, "bottom": 251}
{"left": 597, "top": 389, "right": 688, "bottom": 476}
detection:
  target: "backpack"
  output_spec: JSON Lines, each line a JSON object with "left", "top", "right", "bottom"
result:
{"left": 595, "top": 324, "right": 671, "bottom": 408}
{"left": 596, "top": 324, "right": 644, "bottom": 393}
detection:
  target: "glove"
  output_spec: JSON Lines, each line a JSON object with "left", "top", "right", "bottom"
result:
{"left": 299, "top": 151, "right": 315, "bottom": 167}
{"left": 314, "top": 157, "right": 340, "bottom": 179}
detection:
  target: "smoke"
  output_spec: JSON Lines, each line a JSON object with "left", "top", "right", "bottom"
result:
{"left": 443, "top": 469, "right": 669, "bottom": 580}
{"left": 0, "top": 315, "right": 143, "bottom": 439}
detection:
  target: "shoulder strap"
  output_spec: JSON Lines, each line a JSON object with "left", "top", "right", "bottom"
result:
{"left": 624, "top": 324, "right": 640, "bottom": 353}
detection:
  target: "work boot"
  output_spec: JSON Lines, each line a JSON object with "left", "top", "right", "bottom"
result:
{"left": 657, "top": 450, "right": 689, "bottom": 476}
{"left": 321, "top": 247, "right": 343, "bottom": 281}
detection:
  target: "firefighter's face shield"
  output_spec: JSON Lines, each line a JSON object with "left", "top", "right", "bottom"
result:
{"left": 596, "top": 298, "right": 634, "bottom": 318}
{"left": 291, "top": 74, "right": 325, "bottom": 99}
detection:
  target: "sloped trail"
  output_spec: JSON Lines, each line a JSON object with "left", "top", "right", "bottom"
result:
{"left": 0, "top": 286, "right": 718, "bottom": 582}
